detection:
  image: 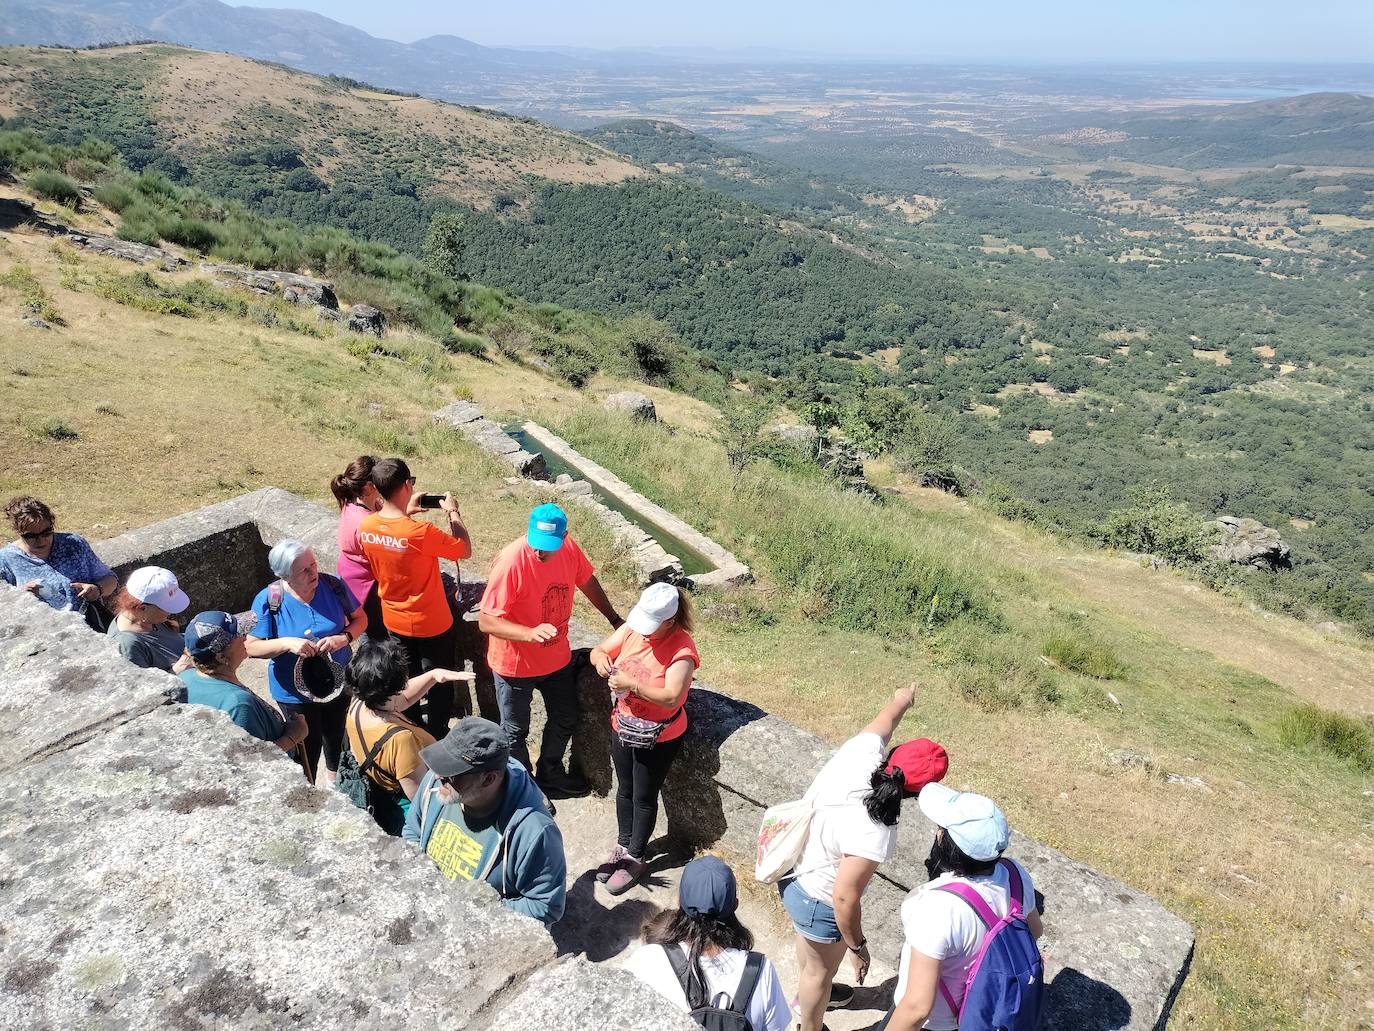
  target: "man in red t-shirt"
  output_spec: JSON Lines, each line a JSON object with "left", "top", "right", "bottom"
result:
{"left": 479, "top": 503, "right": 622, "bottom": 796}
{"left": 360, "top": 457, "right": 472, "bottom": 738}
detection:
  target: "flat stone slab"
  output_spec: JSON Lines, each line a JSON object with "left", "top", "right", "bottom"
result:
{"left": 0, "top": 588, "right": 177, "bottom": 773}
{"left": 0, "top": 703, "right": 560, "bottom": 1030}
{"left": 432, "top": 405, "right": 547, "bottom": 479}
{"left": 67, "top": 231, "right": 186, "bottom": 271}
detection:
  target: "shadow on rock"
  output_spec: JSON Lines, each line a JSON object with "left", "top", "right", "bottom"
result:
{"left": 1044, "top": 966, "right": 1132, "bottom": 1031}
{"left": 553, "top": 870, "right": 658, "bottom": 962}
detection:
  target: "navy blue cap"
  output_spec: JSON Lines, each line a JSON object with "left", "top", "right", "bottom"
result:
{"left": 184, "top": 611, "right": 247, "bottom": 661}
{"left": 678, "top": 856, "right": 738, "bottom": 918}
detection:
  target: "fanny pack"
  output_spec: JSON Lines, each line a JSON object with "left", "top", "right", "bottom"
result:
{"left": 615, "top": 705, "right": 683, "bottom": 749}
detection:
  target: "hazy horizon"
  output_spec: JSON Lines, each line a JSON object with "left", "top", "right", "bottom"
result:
{"left": 256, "top": 0, "right": 1374, "bottom": 63}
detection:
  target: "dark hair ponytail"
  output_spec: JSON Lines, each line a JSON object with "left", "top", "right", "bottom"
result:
{"left": 331, "top": 455, "right": 377, "bottom": 509}
{"left": 641, "top": 908, "right": 755, "bottom": 1009}
{"left": 924, "top": 828, "right": 999, "bottom": 881}
{"left": 864, "top": 762, "right": 905, "bottom": 827}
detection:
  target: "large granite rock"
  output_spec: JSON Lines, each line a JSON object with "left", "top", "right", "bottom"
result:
{"left": 67, "top": 231, "right": 186, "bottom": 271}
{"left": 347, "top": 303, "right": 386, "bottom": 337}
{"left": 603, "top": 391, "right": 657, "bottom": 422}
{"left": 200, "top": 264, "right": 339, "bottom": 309}
{"left": 93, "top": 488, "right": 339, "bottom": 616}
{"left": 0, "top": 590, "right": 178, "bottom": 772}
{"left": 0, "top": 594, "right": 696, "bottom": 1031}
{"left": 1207, "top": 516, "right": 1291, "bottom": 570}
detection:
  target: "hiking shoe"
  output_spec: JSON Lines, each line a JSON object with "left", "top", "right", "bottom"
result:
{"left": 605, "top": 855, "right": 646, "bottom": 895}
{"left": 535, "top": 767, "right": 591, "bottom": 798}
{"left": 827, "top": 983, "right": 855, "bottom": 1009}
{"left": 596, "top": 845, "right": 628, "bottom": 883}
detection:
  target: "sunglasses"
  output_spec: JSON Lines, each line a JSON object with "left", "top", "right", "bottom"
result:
{"left": 20, "top": 526, "right": 54, "bottom": 541}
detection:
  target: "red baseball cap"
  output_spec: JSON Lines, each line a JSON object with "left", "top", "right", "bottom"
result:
{"left": 885, "top": 738, "right": 949, "bottom": 794}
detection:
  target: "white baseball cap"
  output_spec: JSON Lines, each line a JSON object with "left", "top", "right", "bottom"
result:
{"left": 918, "top": 782, "right": 1010, "bottom": 861}
{"left": 626, "top": 581, "right": 681, "bottom": 636}
{"left": 125, "top": 566, "right": 190, "bottom": 615}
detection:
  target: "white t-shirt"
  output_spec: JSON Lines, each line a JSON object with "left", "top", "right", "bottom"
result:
{"left": 794, "top": 732, "right": 897, "bottom": 905}
{"left": 893, "top": 858, "right": 1036, "bottom": 1031}
{"left": 623, "top": 943, "right": 792, "bottom": 1031}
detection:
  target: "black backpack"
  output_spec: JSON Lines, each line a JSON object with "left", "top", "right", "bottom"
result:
{"left": 662, "top": 945, "right": 763, "bottom": 1031}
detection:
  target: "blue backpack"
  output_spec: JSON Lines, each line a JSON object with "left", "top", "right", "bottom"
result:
{"left": 936, "top": 858, "right": 1045, "bottom": 1031}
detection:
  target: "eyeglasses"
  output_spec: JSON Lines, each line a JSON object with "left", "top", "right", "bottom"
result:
{"left": 20, "top": 526, "right": 54, "bottom": 542}
{"left": 406, "top": 477, "right": 417, "bottom": 486}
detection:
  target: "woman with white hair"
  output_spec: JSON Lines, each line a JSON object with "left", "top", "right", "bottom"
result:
{"left": 245, "top": 538, "right": 366, "bottom": 785}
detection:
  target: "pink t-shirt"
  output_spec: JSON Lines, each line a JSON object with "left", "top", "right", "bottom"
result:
{"left": 606, "top": 624, "right": 699, "bottom": 743}
{"left": 336, "top": 502, "right": 375, "bottom": 607}
{"left": 480, "top": 536, "right": 594, "bottom": 678}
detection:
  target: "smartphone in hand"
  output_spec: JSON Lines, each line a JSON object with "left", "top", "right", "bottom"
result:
{"left": 417, "top": 492, "right": 444, "bottom": 510}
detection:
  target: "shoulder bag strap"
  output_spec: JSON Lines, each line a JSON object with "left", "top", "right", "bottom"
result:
{"left": 267, "top": 580, "right": 283, "bottom": 639}
{"left": 999, "top": 857, "right": 1026, "bottom": 917}
{"left": 661, "top": 944, "right": 696, "bottom": 1001}
{"left": 936, "top": 881, "right": 1001, "bottom": 929}
{"left": 352, "top": 703, "right": 403, "bottom": 778}
{"left": 934, "top": 880, "right": 1002, "bottom": 1019}
{"left": 322, "top": 572, "right": 350, "bottom": 614}
{"left": 731, "top": 952, "right": 765, "bottom": 1015}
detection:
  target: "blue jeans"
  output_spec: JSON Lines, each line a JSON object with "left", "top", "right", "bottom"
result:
{"left": 494, "top": 662, "right": 578, "bottom": 776}
{"left": 780, "top": 877, "right": 842, "bottom": 944}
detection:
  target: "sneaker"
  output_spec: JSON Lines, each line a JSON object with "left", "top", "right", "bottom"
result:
{"left": 595, "top": 845, "right": 628, "bottom": 883}
{"left": 827, "top": 983, "right": 855, "bottom": 1010}
{"left": 605, "top": 855, "right": 646, "bottom": 896}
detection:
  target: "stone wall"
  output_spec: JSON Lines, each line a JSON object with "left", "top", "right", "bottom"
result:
{"left": 433, "top": 401, "right": 546, "bottom": 478}
{"left": 519, "top": 421, "right": 752, "bottom": 592}
{"left": 0, "top": 588, "right": 696, "bottom": 1031}
{"left": 93, "top": 487, "right": 341, "bottom": 615}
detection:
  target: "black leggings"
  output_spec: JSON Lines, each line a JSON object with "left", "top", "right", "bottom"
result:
{"left": 279, "top": 690, "right": 349, "bottom": 778}
{"left": 394, "top": 624, "right": 460, "bottom": 738}
{"left": 611, "top": 732, "right": 685, "bottom": 859}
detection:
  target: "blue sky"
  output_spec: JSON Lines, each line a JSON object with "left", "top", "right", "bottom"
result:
{"left": 269, "top": 1, "right": 1374, "bottom": 62}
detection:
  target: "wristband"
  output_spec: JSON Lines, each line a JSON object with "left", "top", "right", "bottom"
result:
{"left": 848, "top": 938, "right": 867, "bottom": 953}
{"left": 344, "top": 628, "right": 355, "bottom": 644}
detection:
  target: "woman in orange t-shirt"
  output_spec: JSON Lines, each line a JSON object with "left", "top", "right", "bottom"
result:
{"left": 590, "top": 582, "right": 699, "bottom": 896}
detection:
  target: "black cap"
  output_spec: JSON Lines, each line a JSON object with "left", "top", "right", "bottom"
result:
{"left": 420, "top": 717, "right": 510, "bottom": 778}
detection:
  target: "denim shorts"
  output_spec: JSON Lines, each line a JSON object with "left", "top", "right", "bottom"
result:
{"left": 780, "top": 877, "right": 842, "bottom": 944}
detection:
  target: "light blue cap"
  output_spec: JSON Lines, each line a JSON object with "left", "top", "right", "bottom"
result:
{"left": 918, "top": 782, "right": 1010, "bottom": 861}
{"left": 527, "top": 503, "right": 568, "bottom": 551}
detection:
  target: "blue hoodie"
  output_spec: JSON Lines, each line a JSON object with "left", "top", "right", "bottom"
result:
{"left": 403, "top": 758, "right": 566, "bottom": 928}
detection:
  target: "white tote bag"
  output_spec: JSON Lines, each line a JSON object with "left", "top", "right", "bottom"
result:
{"left": 754, "top": 796, "right": 816, "bottom": 883}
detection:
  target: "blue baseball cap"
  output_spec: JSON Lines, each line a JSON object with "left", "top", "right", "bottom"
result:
{"left": 527, "top": 503, "right": 568, "bottom": 551}
{"left": 677, "top": 855, "right": 738, "bottom": 918}
{"left": 184, "top": 611, "right": 247, "bottom": 662}
{"left": 918, "top": 783, "right": 1010, "bottom": 861}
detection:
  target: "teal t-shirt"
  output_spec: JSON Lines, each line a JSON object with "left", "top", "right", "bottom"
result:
{"left": 179, "top": 669, "right": 286, "bottom": 744}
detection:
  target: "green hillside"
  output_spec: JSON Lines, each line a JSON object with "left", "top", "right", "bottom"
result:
{"left": 6, "top": 44, "right": 1374, "bottom": 638}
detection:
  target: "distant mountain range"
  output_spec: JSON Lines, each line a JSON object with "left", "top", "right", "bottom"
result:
{"left": 0, "top": 0, "right": 582, "bottom": 88}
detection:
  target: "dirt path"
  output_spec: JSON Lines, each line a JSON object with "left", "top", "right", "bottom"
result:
{"left": 554, "top": 792, "right": 897, "bottom": 1031}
